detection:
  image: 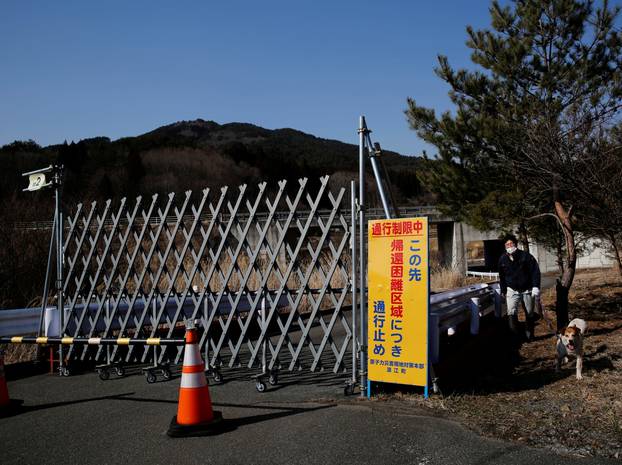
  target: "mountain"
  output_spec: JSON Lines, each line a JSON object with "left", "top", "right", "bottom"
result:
{"left": 0, "top": 119, "right": 427, "bottom": 220}
{"left": 0, "top": 120, "right": 429, "bottom": 307}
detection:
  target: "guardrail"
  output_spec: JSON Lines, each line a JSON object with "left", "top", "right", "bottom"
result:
{"left": 466, "top": 270, "right": 500, "bottom": 280}
{"left": 0, "top": 291, "right": 292, "bottom": 338}
{"left": 0, "top": 307, "right": 45, "bottom": 337}
{"left": 1, "top": 284, "right": 504, "bottom": 366}
{"left": 429, "top": 282, "right": 503, "bottom": 364}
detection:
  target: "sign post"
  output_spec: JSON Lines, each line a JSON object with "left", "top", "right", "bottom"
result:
{"left": 367, "top": 217, "right": 429, "bottom": 396}
{"left": 22, "top": 164, "right": 67, "bottom": 375}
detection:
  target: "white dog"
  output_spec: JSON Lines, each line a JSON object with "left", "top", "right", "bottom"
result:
{"left": 556, "top": 318, "right": 587, "bottom": 380}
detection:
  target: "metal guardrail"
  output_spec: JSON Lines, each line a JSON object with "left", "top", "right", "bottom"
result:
{"left": 466, "top": 270, "right": 500, "bottom": 280}
{"left": 429, "top": 282, "right": 503, "bottom": 364}
{"left": 0, "top": 307, "right": 44, "bottom": 337}
{"left": 0, "top": 292, "right": 292, "bottom": 338}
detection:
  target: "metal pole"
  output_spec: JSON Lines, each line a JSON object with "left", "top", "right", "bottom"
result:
{"left": 106, "top": 298, "right": 111, "bottom": 365}
{"left": 55, "top": 169, "right": 65, "bottom": 374}
{"left": 358, "top": 116, "right": 367, "bottom": 397}
{"left": 204, "top": 297, "right": 209, "bottom": 370}
{"left": 368, "top": 153, "right": 392, "bottom": 219}
{"left": 350, "top": 181, "right": 357, "bottom": 386}
{"left": 377, "top": 150, "right": 401, "bottom": 218}
{"left": 261, "top": 294, "right": 267, "bottom": 376}
{"left": 37, "top": 213, "right": 57, "bottom": 336}
{"left": 366, "top": 135, "right": 393, "bottom": 219}
{"left": 152, "top": 299, "right": 158, "bottom": 368}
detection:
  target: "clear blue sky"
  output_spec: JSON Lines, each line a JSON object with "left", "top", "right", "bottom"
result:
{"left": 0, "top": 0, "right": 496, "bottom": 156}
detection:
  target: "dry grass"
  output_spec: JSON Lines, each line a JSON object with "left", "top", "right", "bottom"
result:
{"left": 78, "top": 224, "right": 351, "bottom": 301}
{"left": 430, "top": 265, "right": 489, "bottom": 291}
{"left": 431, "top": 266, "right": 469, "bottom": 291}
{"left": 398, "top": 267, "right": 622, "bottom": 460}
{"left": 1, "top": 344, "right": 38, "bottom": 365}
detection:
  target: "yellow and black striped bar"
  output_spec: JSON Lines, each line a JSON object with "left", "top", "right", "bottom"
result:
{"left": 0, "top": 336, "right": 185, "bottom": 346}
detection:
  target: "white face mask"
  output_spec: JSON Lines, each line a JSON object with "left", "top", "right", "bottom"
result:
{"left": 506, "top": 246, "right": 517, "bottom": 254}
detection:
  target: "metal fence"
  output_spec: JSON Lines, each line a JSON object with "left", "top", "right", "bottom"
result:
{"left": 58, "top": 176, "right": 354, "bottom": 378}
{"left": 0, "top": 169, "right": 509, "bottom": 393}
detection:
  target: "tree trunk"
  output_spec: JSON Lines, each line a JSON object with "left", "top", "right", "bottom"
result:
{"left": 555, "top": 235, "right": 565, "bottom": 276}
{"left": 555, "top": 278, "right": 569, "bottom": 330}
{"left": 554, "top": 199, "right": 576, "bottom": 331}
{"left": 518, "top": 221, "right": 530, "bottom": 252}
{"left": 608, "top": 233, "right": 622, "bottom": 280}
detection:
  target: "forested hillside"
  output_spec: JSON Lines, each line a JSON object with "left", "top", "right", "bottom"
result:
{"left": 0, "top": 119, "right": 427, "bottom": 220}
{"left": 0, "top": 120, "right": 428, "bottom": 307}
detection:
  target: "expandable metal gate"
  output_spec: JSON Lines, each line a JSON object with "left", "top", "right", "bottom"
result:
{"left": 15, "top": 117, "right": 398, "bottom": 395}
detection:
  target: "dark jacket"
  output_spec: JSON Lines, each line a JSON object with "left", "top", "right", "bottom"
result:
{"left": 498, "top": 248, "right": 541, "bottom": 295}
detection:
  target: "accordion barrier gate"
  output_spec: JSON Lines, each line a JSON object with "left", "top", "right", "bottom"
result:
{"left": 58, "top": 176, "right": 359, "bottom": 386}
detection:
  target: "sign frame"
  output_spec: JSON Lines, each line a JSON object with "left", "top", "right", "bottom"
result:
{"left": 367, "top": 217, "right": 429, "bottom": 397}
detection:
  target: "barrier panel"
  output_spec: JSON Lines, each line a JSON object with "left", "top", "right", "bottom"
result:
{"left": 55, "top": 176, "right": 354, "bottom": 379}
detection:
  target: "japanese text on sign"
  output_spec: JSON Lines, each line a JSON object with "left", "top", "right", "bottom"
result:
{"left": 368, "top": 217, "right": 429, "bottom": 387}
{"left": 370, "top": 219, "right": 425, "bottom": 237}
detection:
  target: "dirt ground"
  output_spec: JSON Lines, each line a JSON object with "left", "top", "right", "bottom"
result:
{"left": 405, "top": 268, "right": 622, "bottom": 460}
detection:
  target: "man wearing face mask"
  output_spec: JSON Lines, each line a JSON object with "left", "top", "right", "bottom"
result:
{"left": 498, "top": 234, "right": 541, "bottom": 341}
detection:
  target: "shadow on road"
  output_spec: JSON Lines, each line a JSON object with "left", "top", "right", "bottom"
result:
{"left": 220, "top": 402, "right": 336, "bottom": 429}
{"left": 0, "top": 392, "right": 136, "bottom": 418}
{"left": 2, "top": 390, "right": 336, "bottom": 439}
{"left": 109, "top": 394, "right": 336, "bottom": 435}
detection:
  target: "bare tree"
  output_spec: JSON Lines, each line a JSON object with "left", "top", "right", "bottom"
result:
{"left": 572, "top": 129, "right": 622, "bottom": 277}
{"left": 516, "top": 104, "right": 622, "bottom": 322}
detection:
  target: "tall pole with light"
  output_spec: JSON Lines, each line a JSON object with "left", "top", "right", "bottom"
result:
{"left": 22, "top": 164, "right": 68, "bottom": 376}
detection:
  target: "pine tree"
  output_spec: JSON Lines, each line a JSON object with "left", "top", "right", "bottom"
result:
{"left": 406, "top": 0, "right": 622, "bottom": 327}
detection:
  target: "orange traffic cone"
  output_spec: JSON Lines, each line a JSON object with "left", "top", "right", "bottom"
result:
{"left": 0, "top": 350, "right": 10, "bottom": 408}
{"left": 0, "top": 350, "right": 23, "bottom": 417}
{"left": 167, "top": 325, "right": 223, "bottom": 437}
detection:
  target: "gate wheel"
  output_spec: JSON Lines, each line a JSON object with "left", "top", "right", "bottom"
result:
{"left": 145, "top": 371, "right": 157, "bottom": 384}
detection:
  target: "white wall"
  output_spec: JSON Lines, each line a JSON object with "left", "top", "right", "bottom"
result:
{"left": 530, "top": 239, "right": 613, "bottom": 273}
{"left": 450, "top": 222, "right": 614, "bottom": 273}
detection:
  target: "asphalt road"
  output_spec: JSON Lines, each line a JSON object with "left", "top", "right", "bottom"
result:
{"left": 1, "top": 364, "right": 615, "bottom": 465}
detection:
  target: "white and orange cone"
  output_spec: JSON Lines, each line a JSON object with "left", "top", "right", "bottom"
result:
{"left": 0, "top": 350, "right": 10, "bottom": 409}
{"left": 167, "top": 325, "right": 223, "bottom": 437}
{"left": 0, "top": 350, "right": 23, "bottom": 416}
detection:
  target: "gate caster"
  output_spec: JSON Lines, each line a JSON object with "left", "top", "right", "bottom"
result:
{"left": 255, "top": 381, "right": 266, "bottom": 393}
{"left": 59, "top": 366, "right": 71, "bottom": 377}
{"left": 344, "top": 383, "right": 355, "bottom": 396}
{"left": 145, "top": 370, "right": 157, "bottom": 384}
{"left": 162, "top": 367, "right": 172, "bottom": 381}
{"left": 268, "top": 373, "right": 278, "bottom": 386}
{"left": 212, "top": 369, "right": 222, "bottom": 383}
{"left": 114, "top": 366, "right": 125, "bottom": 377}
{"left": 98, "top": 368, "right": 110, "bottom": 381}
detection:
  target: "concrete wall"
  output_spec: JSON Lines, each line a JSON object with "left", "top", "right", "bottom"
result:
{"left": 530, "top": 239, "right": 614, "bottom": 273}
{"left": 450, "top": 222, "right": 500, "bottom": 275}
{"left": 437, "top": 221, "right": 614, "bottom": 274}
